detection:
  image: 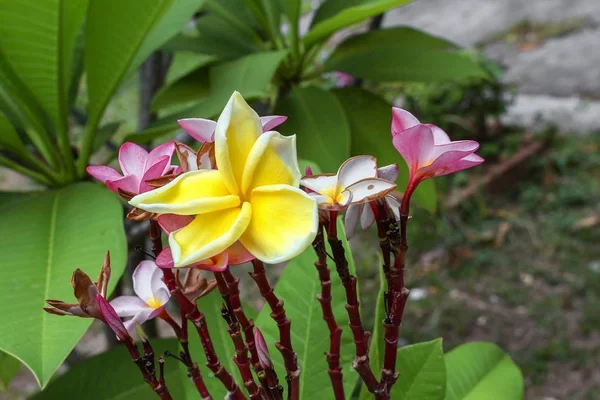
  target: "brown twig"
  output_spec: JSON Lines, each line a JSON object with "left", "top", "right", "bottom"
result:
{"left": 249, "top": 260, "right": 300, "bottom": 400}
{"left": 312, "top": 223, "right": 345, "bottom": 400}
{"left": 122, "top": 336, "right": 173, "bottom": 399}
{"left": 326, "top": 212, "right": 379, "bottom": 394}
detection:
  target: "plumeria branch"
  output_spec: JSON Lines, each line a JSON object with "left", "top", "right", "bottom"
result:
{"left": 312, "top": 223, "right": 345, "bottom": 400}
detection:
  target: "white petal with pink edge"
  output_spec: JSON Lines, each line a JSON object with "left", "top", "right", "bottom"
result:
{"left": 337, "top": 155, "right": 378, "bottom": 190}
{"left": 345, "top": 178, "right": 396, "bottom": 205}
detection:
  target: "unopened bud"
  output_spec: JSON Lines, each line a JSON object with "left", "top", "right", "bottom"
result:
{"left": 254, "top": 327, "right": 272, "bottom": 370}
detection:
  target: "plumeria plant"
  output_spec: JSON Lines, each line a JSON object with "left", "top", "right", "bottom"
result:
{"left": 36, "top": 92, "right": 524, "bottom": 399}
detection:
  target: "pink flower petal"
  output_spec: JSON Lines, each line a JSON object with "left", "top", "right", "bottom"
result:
{"left": 260, "top": 116, "right": 287, "bottom": 132}
{"left": 157, "top": 214, "right": 194, "bottom": 234}
{"left": 178, "top": 118, "right": 217, "bottom": 143}
{"left": 344, "top": 178, "right": 396, "bottom": 205}
{"left": 431, "top": 140, "right": 479, "bottom": 161}
{"left": 193, "top": 251, "right": 229, "bottom": 272}
{"left": 118, "top": 142, "right": 148, "bottom": 177}
{"left": 123, "top": 308, "right": 155, "bottom": 336}
{"left": 385, "top": 195, "right": 401, "bottom": 220}
{"left": 377, "top": 163, "right": 399, "bottom": 182}
{"left": 146, "top": 141, "right": 175, "bottom": 171}
{"left": 156, "top": 247, "right": 175, "bottom": 268}
{"left": 132, "top": 261, "right": 159, "bottom": 303}
{"left": 392, "top": 124, "right": 435, "bottom": 174}
{"left": 337, "top": 155, "right": 378, "bottom": 190}
{"left": 425, "top": 124, "right": 451, "bottom": 144}
{"left": 417, "top": 141, "right": 481, "bottom": 179}
{"left": 110, "top": 296, "right": 151, "bottom": 317}
{"left": 86, "top": 165, "right": 122, "bottom": 183}
{"left": 96, "top": 294, "right": 129, "bottom": 341}
{"left": 422, "top": 153, "right": 484, "bottom": 178}
{"left": 150, "top": 266, "right": 169, "bottom": 300}
{"left": 105, "top": 174, "right": 140, "bottom": 195}
{"left": 227, "top": 241, "right": 254, "bottom": 265}
{"left": 254, "top": 327, "right": 272, "bottom": 369}
{"left": 139, "top": 155, "right": 170, "bottom": 192}
{"left": 300, "top": 174, "right": 338, "bottom": 194}
{"left": 391, "top": 108, "right": 421, "bottom": 136}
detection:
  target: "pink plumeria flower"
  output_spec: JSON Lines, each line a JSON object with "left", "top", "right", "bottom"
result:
{"left": 335, "top": 71, "right": 355, "bottom": 88}
{"left": 392, "top": 108, "right": 484, "bottom": 198}
{"left": 154, "top": 214, "right": 254, "bottom": 271}
{"left": 300, "top": 155, "right": 397, "bottom": 211}
{"left": 178, "top": 115, "right": 288, "bottom": 143}
{"left": 110, "top": 261, "right": 171, "bottom": 335}
{"left": 86, "top": 141, "right": 176, "bottom": 196}
{"left": 344, "top": 164, "right": 401, "bottom": 238}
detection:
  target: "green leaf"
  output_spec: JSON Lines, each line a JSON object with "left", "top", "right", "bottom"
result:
{"left": 325, "top": 27, "right": 487, "bottom": 82}
{"left": 61, "top": 0, "right": 89, "bottom": 105}
{"left": 0, "top": 112, "right": 26, "bottom": 156}
{"left": 151, "top": 66, "right": 211, "bottom": 112}
{"left": 92, "top": 122, "right": 122, "bottom": 152}
{"left": 333, "top": 87, "right": 436, "bottom": 213}
{"left": 392, "top": 339, "right": 446, "bottom": 400}
{"left": 188, "top": 290, "right": 238, "bottom": 398}
{"left": 275, "top": 86, "right": 350, "bottom": 173}
{"left": 280, "top": 0, "right": 301, "bottom": 57}
{"left": 304, "top": 0, "right": 412, "bottom": 48}
{"left": 255, "top": 219, "right": 359, "bottom": 399}
{"left": 0, "top": 351, "right": 20, "bottom": 391}
{"left": 31, "top": 340, "right": 194, "bottom": 399}
{"left": 445, "top": 342, "right": 524, "bottom": 400}
{"left": 0, "top": 183, "right": 127, "bottom": 388}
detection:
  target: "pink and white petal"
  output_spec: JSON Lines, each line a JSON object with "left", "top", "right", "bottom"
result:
{"left": 154, "top": 288, "right": 170, "bottom": 307}
{"left": 118, "top": 142, "right": 148, "bottom": 177}
{"left": 97, "top": 294, "right": 130, "bottom": 341}
{"left": 345, "top": 178, "right": 397, "bottom": 205}
{"left": 140, "top": 155, "right": 171, "bottom": 192}
{"left": 194, "top": 251, "right": 229, "bottom": 272}
{"left": 105, "top": 174, "right": 140, "bottom": 195}
{"left": 260, "top": 116, "right": 287, "bottom": 132}
{"left": 156, "top": 247, "right": 175, "bottom": 268}
{"left": 300, "top": 174, "right": 338, "bottom": 194}
{"left": 228, "top": 241, "right": 254, "bottom": 265}
{"left": 384, "top": 195, "right": 401, "bottom": 220}
{"left": 86, "top": 165, "right": 122, "bottom": 183}
{"left": 423, "top": 153, "right": 484, "bottom": 178}
{"left": 150, "top": 266, "right": 168, "bottom": 298}
{"left": 337, "top": 190, "right": 352, "bottom": 207}
{"left": 431, "top": 140, "right": 479, "bottom": 161}
{"left": 377, "top": 163, "right": 399, "bottom": 182}
{"left": 425, "top": 124, "right": 451, "bottom": 144}
{"left": 344, "top": 203, "right": 362, "bottom": 239}
{"left": 158, "top": 214, "right": 194, "bottom": 234}
{"left": 123, "top": 308, "right": 155, "bottom": 336}
{"left": 146, "top": 141, "right": 175, "bottom": 171}
{"left": 110, "top": 296, "right": 150, "bottom": 317}
{"left": 178, "top": 118, "right": 217, "bottom": 143}
{"left": 337, "top": 155, "right": 378, "bottom": 190}
{"left": 418, "top": 142, "right": 481, "bottom": 179}
{"left": 392, "top": 124, "right": 435, "bottom": 172}
{"left": 360, "top": 203, "right": 375, "bottom": 230}
{"left": 391, "top": 108, "right": 421, "bottom": 136}
{"left": 132, "top": 261, "right": 159, "bottom": 302}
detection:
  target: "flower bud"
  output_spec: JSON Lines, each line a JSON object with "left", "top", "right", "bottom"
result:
{"left": 254, "top": 327, "right": 273, "bottom": 370}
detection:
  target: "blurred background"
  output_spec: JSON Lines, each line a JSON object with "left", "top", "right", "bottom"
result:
{"left": 1, "top": 0, "right": 599, "bottom": 399}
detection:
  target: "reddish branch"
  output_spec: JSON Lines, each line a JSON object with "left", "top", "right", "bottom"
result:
{"left": 149, "top": 220, "right": 242, "bottom": 399}
{"left": 326, "top": 212, "right": 379, "bottom": 393}
{"left": 249, "top": 259, "right": 300, "bottom": 400}
{"left": 122, "top": 335, "right": 172, "bottom": 399}
{"left": 312, "top": 223, "right": 345, "bottom": 400}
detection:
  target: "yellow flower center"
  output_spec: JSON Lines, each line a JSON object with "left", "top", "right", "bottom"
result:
{"left": 146, "top": 297, "right": 162, "bottom": 309}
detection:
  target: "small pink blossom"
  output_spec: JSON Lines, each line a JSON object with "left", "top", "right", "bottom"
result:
{"left": 154, "top": 214, "right": 254, "bottom": 271}
{"left": 335, "top": 71, "right": 354, "bottom": 88}
{"left": 110, "top": 261, "right": 171, "bottom": 335}
{"left": 178, "top": 115, "right": 288, "bottom": 143}
{"left": 86, "top": 141, "right": 176, "bottom": 196}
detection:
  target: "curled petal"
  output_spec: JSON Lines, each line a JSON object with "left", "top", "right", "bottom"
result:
{"left": 156, "top": 247, "right": 176, "bottom": 268}
{"left": 157, "top": 214, "right": 194, "bottom": 234}
{"left": 178, "top": 118, "right": 217, "bottom": 143}
{"left": 97, "top": 294, "right": 130, "bottom": 342}
{"left": 44, "top": 300, "right": 87, "bottom": 317}
{"left": 431, "top": 140, "right": 479, "bottom": 161}
{"left": 391, "top": 108, "right": 420, "bottom": 136}
{"left": 110, "top": 296, "right": 151, "bottom": 317}
{"left": 345, "top": 178, "right": 396, "bottom": 205}
{"left": 150, "top": 267, "right": 169, "bottom": 300}
{"left": 426, "top": 124, "right": 451, "bottom": 144}
{"left": 140, "top": 155, "right": 171, "bottom": 192}
{"left": 228, "top": 241, "right": 254, "bottom": 265}
{"left": 344, "top": 203, "right": 362, "bottom": 239}
{"left": 105, "top": 174, "right": 140, "bottom": 195}
{"left": 193, "top": 251, "right": 229, "bottom": 272}
{"left": 360, "top": 203, "right": 375, "bottom": 230}
{"left": 174, "top": 142, "right": 198, "bottom": 173}
{"left": 96, "top": 251, "right": 111, "bottom": 298}
{"left": 130, "top": 170, "right": 240, "bottom": 215}
{"left": 146, "top": 141, "right": 175, "bottom": 170}
{"left": 86, "top": 165, "right": 122, "bottom": 183}
{"left": 260, "top": 115, "right": 287, "bottom": 132}
{"left": 214, "top": 92, "right": 262, "bottom": 195}
{"left": 170, "top": 202, "right": 252, "bottom": 267}
{"left": 241, "top": 185, "right": 317, "bottom": 264}
{"left": 421, "top": 153, "right": 484, "bottom": 178}
{"left": 118, "top": 142, "right": 148, "bottom": 177}
{"left": 385, "top": 195, "right": 401, "bottom": 221}
{"left": 242, "top": 131, "right": 301, "bottom": 195}
{"left": 377, "top": 163, "right": 399, "bottom": 182}
{"left": 337, "top": 155, "right": 378, "bottom": 190}
{"left": 132, "top": 261, "right": 159, "bottom": 303}
{"left": 123, "top": 308, "right": 156, "bottom": 336}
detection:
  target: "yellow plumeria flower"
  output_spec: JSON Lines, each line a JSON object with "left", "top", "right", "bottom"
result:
{"left": 130, "top": 92, "right": 318, "bottom": 267}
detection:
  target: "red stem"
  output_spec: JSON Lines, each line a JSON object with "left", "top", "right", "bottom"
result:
{"left": 326, "top": 212, "right": 379, "bottom": 393}
{"left": 123, "top": 336, "right": 173, "bottom": 399}
{"left": 249, "top": 259, "right": 300, "bottom": 400}
{"left": 312, "top": 223, "right": 345, "bottom": 400}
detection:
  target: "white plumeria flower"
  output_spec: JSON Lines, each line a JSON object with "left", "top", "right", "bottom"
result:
{"left": 110, "top": 261, "right": 170, "bottom": 334}
{"left": 344, "top": 163, "right": 402, "bottom": 238}
{"left": 301, "top": 155, "right": 397, "bottom": 211}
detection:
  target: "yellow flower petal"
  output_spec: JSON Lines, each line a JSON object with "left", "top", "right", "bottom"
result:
{"left": 130, "top": 170, "right": 239, "bottom": 215}
{"left": 241, "top": 131, "right": 301, "bottom": 196}
{"left": 214, "top": 92, "right": 262, "bottom": 195}
{"left": 241, "top": 185, "right": 318, "bottom": 263}
{"left": 170, "top": 202, "right": 252, "bottom": 267}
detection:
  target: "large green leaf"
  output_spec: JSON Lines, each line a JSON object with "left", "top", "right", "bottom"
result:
{"left": 0, "top": 351, "right": 20, "bottom": 391}
{"left": 392, "top": 339, "right": 446, "bottom": 400}
{"left": 275, "top": 86, "right": 350, "bottom": 173}
{"left": 445, "top": 342, "right": 523, "bottom": 400}
{"left": 325, "top": 27, "right": 487, "bottom": 82}
{"left": 61, "top": 0, "right": 89, "bottom": 104}
{"left": 255, "top": 220, "right": 359, "bottom": 399}
{"left": 0, "top": 112, "right": 26, "bottom": 157}
{"left": 31, "top": 340, "right": 194, "bottom": 399}
{"left": 333, "top": 87, "right": 436, "bottom": 213}
{"left": 151, "top": 66, "right": 211, "bottom": 112}
{"left": 0, "top": 183, "right": 127, "bottom": 388}
{"left": 303, "top": 0, "right": 412, "bottom": 48}
{"left": 280, "top": 0, "right": 301, "bottom": 57}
